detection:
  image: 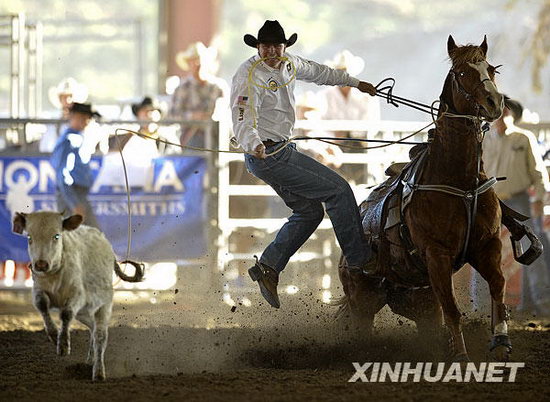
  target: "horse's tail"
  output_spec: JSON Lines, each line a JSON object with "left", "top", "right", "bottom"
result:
{"left": 330, "top": 295, "right": 351, "bottom": 322}
{"left": 114, "top": 260, "right": 145, "bottom": 282}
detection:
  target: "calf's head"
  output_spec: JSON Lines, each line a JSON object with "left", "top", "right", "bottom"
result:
{"left": 12, "top": 211, "right": 83, "bottom": 275}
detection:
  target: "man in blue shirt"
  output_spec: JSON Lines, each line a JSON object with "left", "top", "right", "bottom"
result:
{"left": 50, "top": 102, "right": 101, "bottom": 228}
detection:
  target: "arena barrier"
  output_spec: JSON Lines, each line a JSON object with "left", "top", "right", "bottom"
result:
{"left": 1, "top": 118, "right": 549, "bottom": 306}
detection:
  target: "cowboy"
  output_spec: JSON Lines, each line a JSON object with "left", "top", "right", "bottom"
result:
{"left": 50, "top": 102, "right": 101, "bottom": 228}
{"left": 111, "top": 96, "right": 163, "bottom": 152}
{"left": 321, "top": 50, "right": 381, "bottom": 135}
{"left": 169, "top": 42, "right": 226, "bottom": 148}
{"left": 40, "top": 78, "right": 89, "bottom": 153}
{"left": 481, "top": 96, "right": 550, "bottom": 316}
{"left": 230, "top": 20, "right": 377, "bottom": 308}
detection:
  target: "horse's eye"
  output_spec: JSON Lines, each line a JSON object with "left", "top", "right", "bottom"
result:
{"left": 53, "top": 234, "right": 60, "bottom": 241}
{"left": 459, "top": 71, "right": 465, "bottom": 78}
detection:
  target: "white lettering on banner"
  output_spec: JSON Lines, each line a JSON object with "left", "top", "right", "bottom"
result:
{"left": 154, "top": 161, "right": 185, "bottom": 192}
{"left": 94, "top": 201, "right": 186, "bottom": 216}
{"left": 39, "top": 160, "right": 56, "bottom": 192}
{"left": 5, "top": 160, "right": 38, "bottom": 190}
{"left": 38, "top": 201, "right": 57, "bottom": 211}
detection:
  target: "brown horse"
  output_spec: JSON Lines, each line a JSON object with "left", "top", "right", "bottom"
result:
{"left": 338, "top": 35, "right": 510, "bottom": 361}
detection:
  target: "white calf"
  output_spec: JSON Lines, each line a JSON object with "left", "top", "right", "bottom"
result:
{"left": 12, "top": 211, "right": 143, "bottom": 381}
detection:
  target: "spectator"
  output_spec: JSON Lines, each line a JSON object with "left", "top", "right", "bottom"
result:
{"left": 479, "top": 96, "right": 550, "bottom": 316}
{"left": 169, "top": 42, "right": 227, "bottom": 148}
{"left": 319, "top": 50, "right": 381, "bottom": 184}
{"left": 320, "top": 50, "right": 380, "bottom": 136}
{"left": 111, "top": 96, "right": 162, "bottom": 152}
{"left": 50, "top": 103, "right": 101, "bottom": 228}
{"left": 40, "top": 78, "right": 88, "bottom": 153}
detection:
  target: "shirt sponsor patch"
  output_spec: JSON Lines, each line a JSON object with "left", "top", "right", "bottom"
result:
{"left": 268, "top": 79, "right": 279, "bottom": 92}
{"left": 238, "top": 107, "right": 244, "bottom": 121}
{"left": 287, "top": 62, "right": 292, "bottom": 73}
{"left": 236, "top": 96, "right": 248, "bottom": 106}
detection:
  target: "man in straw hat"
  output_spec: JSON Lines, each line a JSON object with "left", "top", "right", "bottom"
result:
{"left": 50, "top": 102, "right": 102, "bottom": 228}
{"left": 230, "top": 20, "right": 378, "bottom": 308}
{"left": 479, "top": 96, "right": 550, "bottom": 316}
{"left": 169, "top": 41, "right": 225, "bottom": 148}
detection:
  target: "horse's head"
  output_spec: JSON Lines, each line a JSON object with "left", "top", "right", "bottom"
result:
{"left": 444, "top": 35, "right": 504, "bottom": 121}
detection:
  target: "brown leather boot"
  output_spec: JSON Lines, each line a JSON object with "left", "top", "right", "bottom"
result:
{"left": 248, "top": 259, "right": 280, "bottom": 308}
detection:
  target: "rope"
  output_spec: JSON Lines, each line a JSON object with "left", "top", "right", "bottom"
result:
{"left": 110, "top": 72, "right": 490, "bottom": 262}
{"left": 247, "top": 56, "right": 297, "bottom": 129}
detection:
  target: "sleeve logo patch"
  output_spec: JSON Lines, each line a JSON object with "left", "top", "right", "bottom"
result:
{"left": 238, "top": 107, "right": 245, "bottom": 121}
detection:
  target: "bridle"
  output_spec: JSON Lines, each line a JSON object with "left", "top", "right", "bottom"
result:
{"left": 447, "top": 61, "right": 502, "bottom": 118}
{"left": 405, "top": 61, "right": 500, "bottom": 270}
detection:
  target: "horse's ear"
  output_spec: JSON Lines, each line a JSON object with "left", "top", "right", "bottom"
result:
{"left": 447, "top": 35, "right": 457, "bottom": 55}
{"left": 479, "top": 35, "right": 488, "bottom": 56}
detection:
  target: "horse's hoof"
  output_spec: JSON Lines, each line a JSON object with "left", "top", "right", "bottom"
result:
{"left": 491, "top": 345, "right": 511, "bottom": 362}
{"left": 489, "top": 335, "right": 512, "bottom": 361}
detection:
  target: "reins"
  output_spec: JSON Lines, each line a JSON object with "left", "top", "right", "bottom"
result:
{"left": 111, "top": 67, "right": 493, "bottom": 265}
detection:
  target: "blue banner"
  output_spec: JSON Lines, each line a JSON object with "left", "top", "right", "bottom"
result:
{"left": 0, "top": 155, "right": 207, "bottom": 262}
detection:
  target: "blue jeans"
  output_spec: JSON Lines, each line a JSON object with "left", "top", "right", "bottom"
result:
{"left": 56, "top": 185, "right": 99, "bottom": 229}
{"left": 245, "top": 142, "right": 371, "bottom": 272}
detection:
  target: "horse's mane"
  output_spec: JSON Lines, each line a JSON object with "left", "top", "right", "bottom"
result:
{"left": 448, "top": 45, "right": 486, "bottom": 66}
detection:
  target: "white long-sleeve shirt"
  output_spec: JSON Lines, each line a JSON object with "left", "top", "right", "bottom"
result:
{"left": 230, "top": 52, "right": 360, "bottom": 153}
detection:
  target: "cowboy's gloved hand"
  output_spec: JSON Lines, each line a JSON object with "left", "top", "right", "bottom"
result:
{"left": 254, "top": 143, "right": 266, "bottom": 159}
{"left": 357, "top": 81, "right": 377, "bottom": 96}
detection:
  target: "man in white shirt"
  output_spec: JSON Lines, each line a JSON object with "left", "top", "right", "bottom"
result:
{"left": 480, "top": 97, "right": 550, "bottom": 316}
{"left": 230, "top": 20, "right": 377, "bottom": 308}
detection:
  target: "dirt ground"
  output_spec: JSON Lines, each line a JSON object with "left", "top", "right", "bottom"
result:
{"left": 1, "top": 290, "right": 549, "bottom": 402}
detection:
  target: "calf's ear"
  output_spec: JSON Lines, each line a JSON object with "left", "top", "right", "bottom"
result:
{"left": 12, "top": 212, "right": 27, "bottom": 234}
{"left": 63, "top": 215, "right": 83, "bottom": 231}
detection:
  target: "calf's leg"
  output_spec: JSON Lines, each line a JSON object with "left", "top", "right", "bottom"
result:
{"left": 33, "top": 290, "right": 58, "bottom": 343}
{"left": 93, "top": 303, "right": 112, "bottom": 381}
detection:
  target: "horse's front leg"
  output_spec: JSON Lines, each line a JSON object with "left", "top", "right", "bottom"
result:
{"left": 425, "top": 247, "right": 469, "bottom": 361}
{"left": 338, "top": 256, "right": 385, "bottom": 336}
{"left": 470, "top": 237, "right": 511, "bottom": 361}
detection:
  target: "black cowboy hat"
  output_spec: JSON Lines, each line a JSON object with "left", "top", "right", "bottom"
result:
{"left": 131, "top": 96, "right": 160, "bottom": 117}
{"left": 244, "top": 20, "right": 297, "bottom": 48}
{"left": 69, "top": 102, "right": 101, "bottom": 118}
{"left": 503, "top": 95, "right": 523, "bottom": 124}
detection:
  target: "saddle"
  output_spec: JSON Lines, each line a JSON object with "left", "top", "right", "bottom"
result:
{"left": 361, "top": 143, "right": 428, "bottom": 240}
{"left": 361, "top": 143, "right": 543, "bottom": 287}
{"left": 361, "top": 144, "right": 430, "bottom": 287}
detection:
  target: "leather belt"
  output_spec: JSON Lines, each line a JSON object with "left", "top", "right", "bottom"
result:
{"left": 262, "top": 139, "right": 282, "bottom": 147}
